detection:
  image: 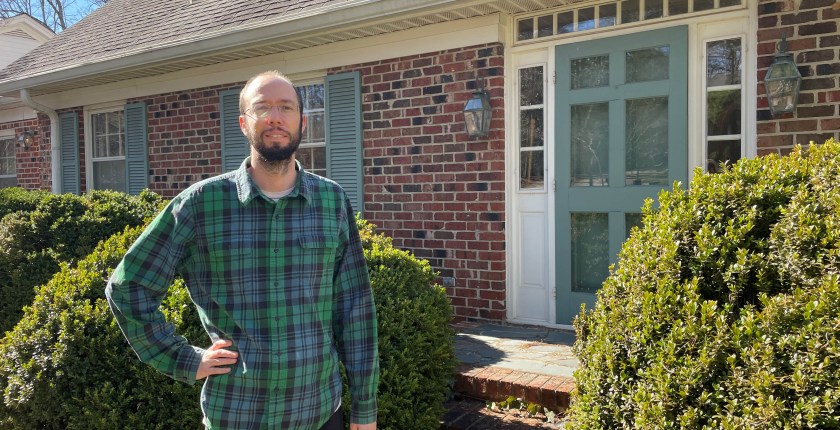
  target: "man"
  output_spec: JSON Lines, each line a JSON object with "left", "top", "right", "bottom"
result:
{"left": 106, "top": 71, "right": 379, "bottom": 430}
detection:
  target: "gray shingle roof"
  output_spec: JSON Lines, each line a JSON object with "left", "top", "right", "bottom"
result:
{"left": 0, "top": 0, "right": 340, "bottom": 82}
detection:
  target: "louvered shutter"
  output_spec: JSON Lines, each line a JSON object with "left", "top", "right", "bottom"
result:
{"left": 325, "top": 71, "right": 363, "bottom": 216}
{"left": 58, "top": 112, "right": 80, "bottom": 195}
{"left": 220, "top": 88, "right": 248, "bottom": 172}
{"left": 124, "top": 103, "right": 148, "bottom": 195}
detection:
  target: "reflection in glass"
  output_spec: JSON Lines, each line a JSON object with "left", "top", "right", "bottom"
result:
{"left": 625, "top": 213, "right": 643, "bottom": 239}
{"left": 599, "top": 3, "right": 616, "bottom": 27}
{"left": 557, "top": 11, "right": 574, "bottom": 34}
{"left": 519, "top": 67, "right": 544, "bottom": 106}
{"left": 669, "top": 0, "right": 689, "bottom": 15}
{"left": 626, "top": 97, "right": 669, "bottom": 186}
{"left": 571, "top": 103, "right": 609, "bottom": 187}
{"left": 538, "top": 15, "right": 553, "bottom": 37}
{"left": 626, "top": 46, "right": 670, "bottom": 83}
{"left": 305, "top": 113, "right": 325, "bottom": 144}
{"left": 95, "top": 137, "right": 107, "bottom": 158}
{"left": 571, "top": 55, "right": 609, "bottom": 89}
{"left": 297, "top": 146, "right": 327, "bottom": 177}
{"left": 94, "top": 114, "right": 105, "bottom": 135}
{"left": 645, "top": 0, "right": 664, "bottom": 19}
{"left": 695, "top": 0, "right": 715, "bottom": 11}
{"left": 520, "top": 150, "right": 544, "bottom": 189}
{"left": 622, "top": 0, "right": 640, "bottom": 23}
{"left": 0, "top": 177, "right": 17, "bottom": 188}
{"left": 707, "top": 140, "right": 740, "bottom": 173}
{"left": 518, "top": 18, "right": 534, "bottom": 41}
{"left": 571, "top": 213, "right": 609, "bottom": 294}
{"left": 520, "top": 109, "right": 544, "bottom": 148}
{"left": 720, "top": 0, "right": 742, "bottom": 6}
{"left": 706, "top": 38, "right": 742, "bottom": 86}
{"left": 578, "top": 7, "right": 595, "bottom": 31}
{"left": 707, "top": 90, "right": 741, "bottom": 136}
{"left": 93, "top": 160, "right": 126, "bottom": 192}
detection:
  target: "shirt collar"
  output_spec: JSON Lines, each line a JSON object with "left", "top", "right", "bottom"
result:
{"left": 235, "top": 157, "right": 312, "bottom": 205}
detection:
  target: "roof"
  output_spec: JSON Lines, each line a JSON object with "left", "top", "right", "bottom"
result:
{"left": 0, "top": 13, "right": 54, "bottom": 41}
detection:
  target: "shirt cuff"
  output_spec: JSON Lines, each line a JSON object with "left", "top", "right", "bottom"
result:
{"left": 350, "top": 396, "right": 377, "bottom": 425}
{"left": 173, "top": 345, "right": 205, "bottom": 384}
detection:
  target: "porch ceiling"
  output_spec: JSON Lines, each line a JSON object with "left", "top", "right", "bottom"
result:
{"left": 1, "top": 0, "right": 581, "bottom": 98}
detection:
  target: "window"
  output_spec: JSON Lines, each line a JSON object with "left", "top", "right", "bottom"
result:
{"left": 518, "top": 66, "right": 545, "bottom": 190}
{"left": 90, "top": 110, "right": 126, "bottom": 191}
{"left": 295, "top": 83, "right": 326, "bottom": 177}
{"left": 704, "top": 37, "right": 743, "bottom": 173}
{"left": 0, "top": 134, "right": 16, "bottom": 188}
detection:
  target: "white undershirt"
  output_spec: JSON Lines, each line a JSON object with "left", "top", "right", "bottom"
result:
{"left": 262, "top": 187, "right": 294, "bottom": 201}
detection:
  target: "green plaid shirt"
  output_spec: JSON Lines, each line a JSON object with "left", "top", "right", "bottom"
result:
{"left": 106, "top": 158, "right": 379, "bottom": 429}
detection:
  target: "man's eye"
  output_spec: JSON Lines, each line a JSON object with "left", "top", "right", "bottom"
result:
{"left": 253, "top": 106, "right": 271, "bottom": 115}
{"left": 281, "top": 105, "right": 296, "bottom": 113}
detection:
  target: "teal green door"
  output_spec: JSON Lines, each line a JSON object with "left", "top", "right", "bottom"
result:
{"left": 555, "top": 26, "right": 688, "bottom": 325}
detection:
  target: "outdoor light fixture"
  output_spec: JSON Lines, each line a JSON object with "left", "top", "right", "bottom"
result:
{"left": 764, "top": 35, "right": 802, "bottom": 117}
{"left": 17, "top": 130, "right": 34, "bottom": 149}
{"left": 463, "top": 77, "right": 492, "bottom": 138}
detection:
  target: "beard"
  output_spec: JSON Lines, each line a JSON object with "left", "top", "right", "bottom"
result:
{"left": 247, "top": 122, "right": 303, "bottom": 170}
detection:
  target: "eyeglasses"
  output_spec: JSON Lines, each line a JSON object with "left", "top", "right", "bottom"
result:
{"left": 243, "top": 104, "right": 300, "bottom": 120}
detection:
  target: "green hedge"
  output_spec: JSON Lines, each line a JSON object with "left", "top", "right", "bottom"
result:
{"left": 569, "top": 139, "right": 840, "bottom": 429}
{"left": 0, "top": 189, "right": 162, "bottom": 333}
{"left": 0, "top": 213, "right": 455, "bottom": 429}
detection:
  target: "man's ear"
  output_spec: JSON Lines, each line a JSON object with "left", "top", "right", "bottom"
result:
{"left": 239, "top": 115, "right": 246, "bottom": 133}
{"left": 301, "top": 113, "right": 307, "bottom": 132}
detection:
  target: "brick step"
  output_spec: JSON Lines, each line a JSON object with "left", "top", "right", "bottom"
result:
{"left": 452, "top": 364, "right": 575, "bottom": 412}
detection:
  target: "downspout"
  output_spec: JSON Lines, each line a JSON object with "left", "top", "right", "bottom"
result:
{"left": 19, "top": 89, "right": 61, "bottom": 194}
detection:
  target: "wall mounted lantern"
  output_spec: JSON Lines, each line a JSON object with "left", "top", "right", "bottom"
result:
{"left": 764, "top": 35, "right": 801, "bottom": 117}
{"left": 17, "top": 130, "right": 35, "bottom": 149}
{"left": 463, "top": 77, "right": 492, "bottom": 138}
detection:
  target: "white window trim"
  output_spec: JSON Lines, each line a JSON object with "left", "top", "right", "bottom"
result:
{"left": 84, "top": 101, "right": 126, "bottom": 191}
{"left": 0, "top": 131, "right": 16, "bottom": 182}
{"left": 515, "top": 62, "right": 548, "bottom": 194}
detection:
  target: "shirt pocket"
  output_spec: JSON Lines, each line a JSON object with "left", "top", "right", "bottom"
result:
{"left": 296, "top": 233, "right": 341, "bottom": 302}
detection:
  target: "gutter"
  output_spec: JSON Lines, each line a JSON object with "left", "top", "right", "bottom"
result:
{"left": 20, "top": 89, "right": 60, "bottom": 194}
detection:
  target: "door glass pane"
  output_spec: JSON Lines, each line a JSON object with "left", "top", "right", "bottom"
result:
{"left": 571, "top": 103, "right": 609, "bottom": 187}
{"left": 626, "top": 97, "right": 669, "bottom": 185}
{"left": 571, "top": 55, "right": 609, "bottom": 89}
{"left": 93, "top": 160, "right": 126, "bottom": 192}
{"left": 626, "top": 46, "right": 670, "bottom": 83}
{"left": 706, "top": 39, "right": 742, "bottom": 86}
{"left": 578, "top": 7, "right": 595, "bottom": 31}
{"left": 520, "top": 109, "right": 544, "bottom": 148}
{"left": 645, "top": 0, "right": 664, "bottom": 19}
{"left": 625, "top": 213, "right": 643, "bottom": 239}
{"left": 599, "top": 3, "right": 617, "bottom": 27}
{"left": 520, "top": 150, "right": 544, "bottom": 189}
{"left": 695, "top": 0, "right": 715, "bottom": 11}
{"left": 571, "top": 213, "right": 609, "bottom": 293}
{"left": 538, "top": 15, "right": 553, "bottom": 37}
{"left": 669, "top": 0, "right": 689, "bottom": 15}
{"left": 707, "top": 140, "right": 741, "bottom": 173}
{"left": 622, "top": 0, "right": 640, "bottom": 23}
{"left": 517, "top": 18, "right": 534, "bottom": 41}
{"left": 707, "top": 89, "right": 741, "bottom": 136}
{"left": 520, "top": 67, "right": 544, "bottom": 106}
{"left": 557, "top": 11, "right": 574, "bottom": 34}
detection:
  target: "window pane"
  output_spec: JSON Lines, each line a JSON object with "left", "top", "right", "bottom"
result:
{"left": 669, "top": 0, "right": 689, "bottom": 15}
{"left": 93, "top": 160, "right": 126, "bottom": 192}
{"left": 571, "top": 212, "right": 609, "bottom": 293}
{"left": 520, "top": 67, "right": 544, "bottom": 106}
{"left": 626, "top": 97, "right": 669, "bottom": 186}
{"left": 108, "top": 112, "right": 121, "bottom": 134}
{"left": 109, "top": 135, "right": 123, "bottom": 157}
{"left": 518, "top": 18, "right": 534, "bottom": 41}
{"left": 305, "top": 85, "right": 324, "bottom": 109}
{"left": 707, "top": 89, "right": 741, "bottom": 136}
{"left": 626, "top": 46, "right": 670, "bottom": 83}
{"left": 537, "top": 14, "right": 553, "bottom": 37}
{"left": 707, "top": 140, "right": 741, "bottom": 173}
{"left": 720, "top": 0, "right": 742, "bottom": 6}
{"left": 1, "top": 158, "right": 14, "bottom": 175}
{"left": 95, "top": 136, "right": 107, "bottom": 158}
{"left": 706, "top": 38, "right": 742, "bottom": 86}
{"left": 557, "top": 11, "right": 574, "bottom": 34}
{"left": 645, "top": 0, "right": 664, "bottom": 19}
{"left": 520, "top": 150, "right": 544, "bottom": 189}
{"left": 297, "top": 146, "right": 326, "bottom": 177}
{"left": 0, "top": 176, "right": 16, "bottom": 188}
{"left": 599, "top": 3, "right": 617, "bottom": 27}
{"left": 520, "top": 109, "right": 544, "bottom": 148}
{"left": 578, "top": 7, "right": 595, "bottom": 31}
{"left": 94, "top": 114, "right": 105, "bottom": 135}
{"left": 306, "top": 112, "right": 325, "bottom": 144}
{"left": 571, "top": 55, "right": 609, "bottom": 89}
{"left": 0, "top": 138, "right": 13, "bottom": 157}
{"left": 571, "top": 103, "right": 609, "bottom": 187}
{"left": 622, "top": 0, "right": 640, "bottom": 23}
{"left": 625, "top": 213, "right": 643, "bottom": 239}
{"left": 695, "top": 0, "right": 715, "bottom": 11}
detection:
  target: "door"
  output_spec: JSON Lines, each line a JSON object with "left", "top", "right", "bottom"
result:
{"left": 555, "top": 26, "right": 688, "bottom": 325}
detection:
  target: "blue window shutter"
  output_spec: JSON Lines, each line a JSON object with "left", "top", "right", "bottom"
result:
{"left": 220, "top": 88, "right": 248, "bottom": 172}
{"left": 58, "top": 111, "right": 79, "bottom": 195}
{"left": 325, "top": 71, "right": 363, "bottom": 216}
{"left": 124, "top": 102, "right": 148, "bottom": 195}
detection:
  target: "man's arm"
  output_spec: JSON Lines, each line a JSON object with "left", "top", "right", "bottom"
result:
{"left": 333, "top": 197, "right": 380, "bottom": 427}
{"left": 105, "top": 197, "right": 205, "bottom": 384}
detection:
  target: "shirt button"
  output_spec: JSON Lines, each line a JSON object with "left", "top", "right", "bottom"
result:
{"left": 274, "top": 316, "right": 280, "bottom": 322}
{"left": 274, "top": 215, "right": 279, "bottom": 220}
{"left": 273, "top": 248, "right": 279, "bottom": 253}
{"left": 273, "top": 281, "right": 279, "bottom": 287}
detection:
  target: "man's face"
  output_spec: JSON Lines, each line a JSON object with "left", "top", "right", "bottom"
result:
{"left": 239, "top": 76, "right": 306, "bottom": 164}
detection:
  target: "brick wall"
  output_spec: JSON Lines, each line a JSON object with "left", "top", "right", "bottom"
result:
{"left": 757, "top": 0, "right": 840, "bottom": 155}
{"left": 0, "top": 117, "right": 49, "bottom": 190}
{"left": 331, "top": 42, "right": 507, "bottom": 322}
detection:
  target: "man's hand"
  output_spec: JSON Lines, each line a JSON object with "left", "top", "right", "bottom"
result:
{"left": 350, "top": 423, "right": 376, "bottom": 430}
{"left": 196, "top": 340, "right": 239, "bottom": 380}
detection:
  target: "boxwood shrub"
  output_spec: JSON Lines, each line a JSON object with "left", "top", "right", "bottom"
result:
{"left": 568, "top": 139, "right": 840, "bottom": 429}
{"left": 0, "top": 214, "right": 455, "bottom": 429}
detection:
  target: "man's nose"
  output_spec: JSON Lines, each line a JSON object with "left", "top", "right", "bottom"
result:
{"left": 265, "top": 107, "right": 286, "bottom": 124}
